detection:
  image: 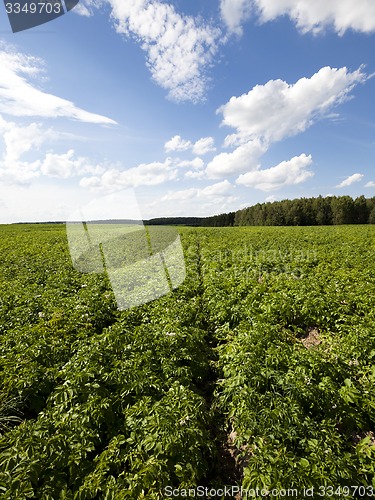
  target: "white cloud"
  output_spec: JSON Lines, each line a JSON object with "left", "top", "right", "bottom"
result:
{"left": 40, "top": 150, "right": 106, "bottom": 179}
{"left": 165, "top": 135, "right": 192, "bottom": 152}
{"left": 236, "top": 154, "right": 314, "bottom": 191}
{"left": 0, "top": 114, "right": 107, "bottom": 184}
{"left": 0, "top": 159, "right": 40, "bottom": 185}
{"left": 73, "top": 2, "right": 94, "bottom": 16}
{"left": 177, "top": 157, "right": 205, "bottom": 170}
{"left": 0, "top": 117, "right": 52, "bottom": 164}
{"left": 146, "top": 179, "right": 237, "bottom": 218}
{"left": 220, "top": 0, "right": 252, "bottom": 34}
{"left": 107, "top": 0, "right": 220, "bottom": 102}
{"left": 252, "top": 0, "right": 375, "bottom": 35}
{"left": 0, "top": 47, "right": 116, "bottom": 124}
{"left": 72, "top": 0, "right": 103, "bottom": 16}
{"left": 165, "top": 135, "right": 215, "bottom": 155}
{"left": 162, "top": 180, "right": 234, "bottom": 201}
{"left": 207, "top": 67, "right": 369, "bottom": 186}
{"left": 162, "top": 187, "right": 198, "bottom": 202}
{"left": 365, "top": 181, "right": 375, "bottom": 187}
{"left": 192, "top": 137, "right": 216, "bottom": 155}
{"left": 201, "top": 179, "right": 233, "bottom": 197}
{"left": 206, "top": 139, "right": 267, "bottom": 178}
{"left": 0, "top": 116, "right": 49, "bottom": 184}
{"left": 80, "top": 158, "right": 178, "bottom": 190}
{"left": 0, "top": 149, "right": 106, "bottom": 185}
{"left": 265, "top": 194, "right": 278, "bottom": 202}
{"left": 185, "top": 170, "right": 205, "bottom": 180}
{"left": 219, "top": 66, "right": 368, "bottom": 146}
{"left": 336, "top": 173, "right": 364, "bottom": 188}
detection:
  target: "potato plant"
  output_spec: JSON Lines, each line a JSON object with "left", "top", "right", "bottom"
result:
{"left": 0, "top": 223, "right": 374, "bottom": 498}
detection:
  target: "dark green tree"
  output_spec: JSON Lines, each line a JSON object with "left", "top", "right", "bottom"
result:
{"left": 331, "top": 196, "right": 356, "bottom": 224}
{"left": 354, "top": 195, "right": 370, "bottom": 224}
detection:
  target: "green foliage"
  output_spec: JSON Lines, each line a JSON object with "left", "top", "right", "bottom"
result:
{"left": 202, "top": 226, "right": 375, "bottom": 492}
{"left": 234, "top": 195, "right": 375, "bottom": 226}
{"left": 0, "top": 223, "right": 374, "bottom": 497}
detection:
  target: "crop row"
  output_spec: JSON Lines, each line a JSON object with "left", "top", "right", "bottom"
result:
{"left": 197, "top": 226, "right": 375, "bottom": 494}
{"left": 0, "top": 224, "right": 374, "bottom": 497}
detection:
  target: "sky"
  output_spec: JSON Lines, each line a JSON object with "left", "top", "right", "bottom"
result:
{"left": 0, "top": 0, "right": 375, "bottom": 223}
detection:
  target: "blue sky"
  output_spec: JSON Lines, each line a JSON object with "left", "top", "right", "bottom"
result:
{"left": 0, "top": 0, "right": 374, "bottom": 223}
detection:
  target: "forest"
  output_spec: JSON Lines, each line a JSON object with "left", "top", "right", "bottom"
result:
{"left": 146, "top": 195, "right": 375, "bottom": 228}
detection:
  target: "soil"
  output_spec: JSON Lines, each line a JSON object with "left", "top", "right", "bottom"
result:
{"left": 301, "top": 326, "right": 321, "bottom": 349}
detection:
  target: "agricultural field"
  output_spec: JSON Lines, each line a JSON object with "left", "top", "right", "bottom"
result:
{"left": 0, "top": 223, "right": 374, "bottom": 498}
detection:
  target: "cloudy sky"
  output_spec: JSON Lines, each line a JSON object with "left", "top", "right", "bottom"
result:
{"left": 0, "top": 0, "right": 374, "bottom": 223}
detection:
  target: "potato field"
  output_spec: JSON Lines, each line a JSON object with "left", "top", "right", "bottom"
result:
{"left": 0, "top": 224, "right": 374, "bottom": 498}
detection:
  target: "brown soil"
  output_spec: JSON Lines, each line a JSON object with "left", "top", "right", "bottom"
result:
{"left": 224, "top": 429, "right": 253, "bottom": 499}
{"left": 301, "top": 326, "right": 321, "bottom": 349}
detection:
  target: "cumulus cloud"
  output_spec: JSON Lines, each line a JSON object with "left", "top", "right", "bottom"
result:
{"left": 80, "top": 158, "right": 178, "bottom": 190}
{"left": 220, "top": 0, "right": 252, "bottom": 34}
{"left": 219, "top": 66, "right": 368, "bottom": 146}
{"left": 73, "top": 2, "right": 94, "bottom": 16}
{"left": 236, "top": 154, "right": 314, "bottom": 191}
{"left": 0, "top": 116, "right": 49, "bottom": 184}
{"left": 336, "top": 173, "right": 364, "bottom": 188}
{"left": 165, "top": 135, "right": 215, "bottom": 155}
{"left": 202, "top": 179, "right": 233, "bottom": 197}
{"left": 206, "top": 139, "right": 267, "bottom": 178}
{"left": 252, "top": 0, "right": 375, "bottom": 35}
{"left": 0, "top": 114, "right": 109, "bottom": 184}
{"left": 165, "top": 135, "right": 192, "bottom": 152}
{"left": 40, "top": 150, "right": 106, "bottom": 179}
{"left": 205, "top": 66, "right": 370, "bottom": 186}
{"left": 0, "top": 147, "right": 106, "bottom": 185}
{"left": 0, "top": 114, "right": 200, "bottom": 190}
{"left": 0, "top": 159, "right": 40, "bottom": 185}
{"left": 177, "top": 157, "right": 205, "bottom": 170}
{"left": 185, "top": 170, "right": 205, "bottom": 180}
{"left": 0, "top": 118, "right": 52, "bottom": 164}
{"left": 162, "top": 187, "right": 198, "bottom": 202}
{"left": 192, "top": 137, "right": 216, "bottom": 155}
{"left": 220, "top": 0, "right": 375, "bottom": 36}
{"left": 365, "top": 181, "right": 375, "bottom": 187}
{"left": 162, "top": 180, "right": 233, "bottom": 201}
{"left": 146, "top": 179, "right": 237, "bottom": 218}
{"left": 0, "top": 47, "right": 117, "bottom": 124}
{"left": 107, "top": 0, "right": 220, "bottom": 102}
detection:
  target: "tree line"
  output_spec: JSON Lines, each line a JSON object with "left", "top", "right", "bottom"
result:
{"left": 234, "top": 195, "right": 375, "bottom": 226}
{"left": 147, "top": 195, "right": 375, "bottom": 227}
